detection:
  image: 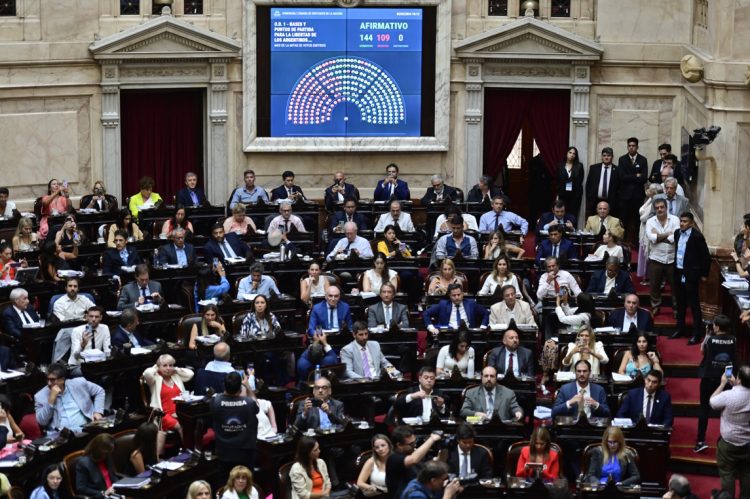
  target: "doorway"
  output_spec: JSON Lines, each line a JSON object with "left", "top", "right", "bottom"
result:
{"left": 120, "top": 89, "right": 205, "bottom": 204}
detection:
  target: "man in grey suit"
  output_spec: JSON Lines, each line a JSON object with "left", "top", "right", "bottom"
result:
{"left": 294, "top": 375, "right": 347, "bottom": 430}
{"left": 117, "top": 264, "right": 166, "bottom": 310}
{"left": 489, "top": 285, "right": 536, "bottom": 327}
{"left": 651, "top": 177, "right": 689, "bottom": 217}
{"left": 341, "top": 321, "right": 396, "bottom": 379}
{"left": 34, "top": 363, "right": 105, "bottom": 432}
{"left": 367, "top": 282, "right": 409, "bottom": 329}
{"left": 486, "top": 329, "right": 535, "bottom": 377}
{"left": 460, "top": 366, "right": 523, "bottom": 421}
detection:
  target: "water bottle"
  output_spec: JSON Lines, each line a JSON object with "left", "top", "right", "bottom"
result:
{"left": 279, "top": 242, "right": 287, "bottom": 262}
{"left": 467, "top": 350, "right": 475, "bottom": 378}
{"left": 313, "top": 364, "right": 321, "bottom": 381}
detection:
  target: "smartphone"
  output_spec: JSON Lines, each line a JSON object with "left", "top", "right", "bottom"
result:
{"left": 62, "top": 180, "right": 68, "bottom": 189}
{"left": 725, "top": 364, "right": 733, "bottom": 377}
{"left": 212, "top": 257, "right": 219, "bottom": 267}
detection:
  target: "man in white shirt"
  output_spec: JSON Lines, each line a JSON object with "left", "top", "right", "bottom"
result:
{"left": 374, "top": 200, "right": 415, "bottom": 233}
{"left": 327, "top": 222, "right": 374, "bottom": 261}
{"left": 646, "top": 197, "right": 680, "bottom": 315}
{"left": 53, "top": 278, "right": 95, "bottom": 323}
{"left": 395, "top": 366, "right": 446, "bottom": 419}
{"left": 536, "top": 257, "right": 582, "bottom": 302}
{"left": 0, "top": 188, "right": 16, "bottom": 218}
{"left": 267, "top": 200, "right": 307, "bottom": 234}
{"left": 69, "top": 306, "right": 111, "bottom": 367}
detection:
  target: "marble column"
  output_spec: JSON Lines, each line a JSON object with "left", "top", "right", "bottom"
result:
{"left": 100, "top": 63, "right": 122, "bottom": 201}
{"left": 571, "top": 65, "right": 592, "bottom": 223}
{"left": 465, "top": 61, "right": 484, "bottom": 191}
{"left": 208, "top": 60, "right": 230, "bottom": 205}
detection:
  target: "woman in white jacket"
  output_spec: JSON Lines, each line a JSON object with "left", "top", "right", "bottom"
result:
{"left": 221, "top": 465, "right": 259, "bottom": 499}
{"left": 289, "top": 436, "right": 331, "bottom": 499}
{"left": 561, "top": 325, "right": 609, "bottom": 376}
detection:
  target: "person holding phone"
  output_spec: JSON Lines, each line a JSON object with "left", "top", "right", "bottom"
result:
{"left": 39, "top": 178, "right": 72, "bottom": 239}
{"left": 0, "top": 242, "right": 27, "bottom": 281}
{"left": 695, "top": 314, "right": 737, "bottom": 453}
{"left": 515, "top": 427, "right": 560, "bottom": 481}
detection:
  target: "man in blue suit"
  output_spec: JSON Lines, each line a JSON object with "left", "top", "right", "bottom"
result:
{"left": 536, "top": 200, "right": 577, "bottom": 234}
{"left": 175, "top": 171, "right": 208, "bottom": 207}
{"left": 157, "top": 228, "right": 196, "bottom": 267}
{"left": 1, "top": 288, "right": 38, "bottom": 348}
{"left": 270, "top": 170, "right": 306, "bottom": 203}
{"left": 535, "top": 225, "right": 578, "bottom": 266}
{"left": 307, "top": 285, "right": 353, "bottom": 335}
{"left": 607, "top": 294, "right": 654, "bottom": 332}
{"left": 327, "top": 197, "right": 370, "bottom": 251}
{"left": 423, "top": 284, "right": 489, "bottom": 334}
{"left": 616, "top": 369, "right": 673, "bottom": 426}
{"left": 203, "top": 224, "right": 252, "bottom": 265}
{"left": 110, "top": 307, "right": 154, "bottom": 349}
{"left": 324, "top": 171, "right": 359, "bottom": 211}
{"left": 102, "top": 229, "right": 140, "bottom": 276}
{"left": 373, "top": 163, "right": 410, "bottom": 201}
{"left": 552, "top": 359, "right": 610, "bottom": 418}
{"left": 586, "top": 258, "right": 635, "bottom": 295}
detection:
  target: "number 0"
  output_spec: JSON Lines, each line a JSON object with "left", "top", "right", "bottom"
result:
{"left": 398, "top": 34, "right": 404, "bottom": 41}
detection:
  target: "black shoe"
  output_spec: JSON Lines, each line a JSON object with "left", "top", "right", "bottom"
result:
{"left": 694, "top": 442, "right": 709, "bottom": 453}
{"left": 670, "top": 331, "right": 684, "bottom": 339}
{"left": 688, "top": 336, "right": 701, "bottom": 345}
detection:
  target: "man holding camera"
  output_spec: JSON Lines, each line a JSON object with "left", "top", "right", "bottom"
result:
{"left": 294, "top": 375, "right": 346, "bottom": 430}
{"left": 401, "top": 460, "right": 463, "bottom": 499}
{"left": 387, "top": 426, "right": 445, "bottom": 498}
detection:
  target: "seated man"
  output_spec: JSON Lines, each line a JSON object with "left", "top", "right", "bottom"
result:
{"left": 270, "top": 170, "right": 306, "bottom": 202}
{"left": 110, "top": 307, "right": 154, "bottom": 349}
{"left": 175, "top": 171, "right": 208, "bottom": 207}
{"left": 326, "top": 222, "right": 374, "bottom": 261}
{"left": 616, "top": 369, "right": 673, "bottom": 426}
{"left": 195, "top": 342, "right": 235, "bottom": 395}
{"left": 395, "top": 367, "right": 447, "bottom": 419}
{"left": 101, "top": 229, "right": 140, "bottom": 276}
{"left": 327, "top": 196, "right": 369, "bottom": 253}
{"left": 421, "top": 174, "right": 459, "bottom": 204}
{"left": 387, "top": 427, "right": 445, "bottom": 499}
{"left": 584, "top": 201, "right": 625, "bottom": 239}
{"left": 340, "top": 321, "right": 395, "bottom": 379}
{"left": 296, "top": 332, "right": 339, "bottom": 382}
{"left": 294, "top": 375, "right": 347, "bottom": 430}
{"left": 34, "top": 363, "right": 105, "bottom": 432}
{"left": 307, "top": 285, "right": 353, "bottom": 334}
{"left": 236, "top": 262, "right": 280, "bottom": 300}
{"left": 586, "top": 257, "right": 635, "bottom": 295}
{"left": 479, "top": 196, "right": 528, "bottom": 238}
{"left": 434, "top": 215, "right": 479, "bottom": 260}
{"left": 489, "top": 285, "right": 536, "bottom": 327}
{"left": 486, "top": 329, "right": 535, "bottom": 378}
{"left": 157, "top": 228, "right": 196, "bottom": 267}
{"left": 0, "top": 187, "right": 18, "bottom": 218}
{"left": 535, "top": 225, "right": 578, "bottom": 266}
{"left": 460, "top": 366, "right": 523, "bottom": 421}
{"left": 367, "top": 282, "right": 409, "bottom": 329}
{"left": 373, "top": 200, "right": 415, "bottom": 233}
{"left": 1, "top": 288, "right": 40, "bottom": 338}
{"left": 607, "top": 293, "right": 654, "bottom": 332}
{"left": 52, "top": 278, "right": 95, "bottom": 323}
{"left": 466, "top": 175, "right": 506, "bottom": 204}
{"left": 373, "top": 163, "right": 410, "bottom": 201}
{"left": 68, "top": 306, "right": 111, "bottom": 367}
{"left": 551, "top": 359, "right": 610, "bottom": 418}
{"left": 117, "top": 264, "right": 165, "bottom": 310}
{"left": 229, "top": 169, "right": 269, "bottom": 208}
{"left": 324, "top": 171, "right": 359, "bottom": 211}
{"left": 536, "top": 257, "right": 582, "bottom": 302}
{"left": 423, "top": 284, "right": 489, "bottom": 333}
{"left": 267, "top": 200, "right": 307, "bottom": 234}
{"left": 446, "top": 424, "right": 493, "bottom": 479}
{"left": 536, "top": 200, "right": 576, "bottom": 234}
{"left": 203, "top": 223, "right": 252, "bottom": 265}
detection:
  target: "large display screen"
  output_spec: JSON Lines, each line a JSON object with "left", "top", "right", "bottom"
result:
{"left": 269, "top": 7, "right": 423, "bottom": 137}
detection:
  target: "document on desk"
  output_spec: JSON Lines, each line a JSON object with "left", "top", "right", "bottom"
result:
{"left": 130, "top": 347, "right": 152, "bottom": 356}
{"left": 154, "top": 461, "right": 184, "bottom": 471}
{"left": 555, "top": 371, "right": 575, "bottom": 381}
{"left": 611, "top": 373, "right": 633, "bottom": 382}
{"left": 113, "top": 477, "right": 151, "bottom": 489}
{"left": 0, "top": 370, "right": 25, "bottom": 380}
{"left": 722, "top": 280, "right": 749, "bottom": 290}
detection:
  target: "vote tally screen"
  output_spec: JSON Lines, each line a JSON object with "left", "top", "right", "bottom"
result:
{"left": 270, "top": 8, "right": 423, "bottom": 137}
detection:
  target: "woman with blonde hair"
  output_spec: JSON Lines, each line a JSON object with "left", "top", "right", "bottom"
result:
{"left": 223, "top": 203, "right": 256, "bottom": 235}
{"left": 561, "top": 326, "right": 608, "bottom": 376}
{"left": 427, "top": 258, "right": 460, "bottom": 295}
{"left": 584, "top": 426, "right": 640, "bottom": 486}
{"left": 221, "top": 465, "right": 258, "bottom": 499}
{"left": 12, "top": 217, "right": 38, "bottom": 252}
{"left": 356, "top": 434, "right": 392, "bottom": 496}
{"left": 185, "top": 480, "right": 211, "bottom": 499}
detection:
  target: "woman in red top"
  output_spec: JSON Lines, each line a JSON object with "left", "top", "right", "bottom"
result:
{"left": 75, "top": 434, "right": 118, "bottom": 498}
{"left": 0, "top": 243, "right": 27, "bottom": 282}
{"left": 515, "top": 427, "right": 560, "bottom": 481}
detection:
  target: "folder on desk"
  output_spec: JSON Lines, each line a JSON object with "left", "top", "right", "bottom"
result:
{"left": 113, "top": 477, "right": 150, "bottom": 489}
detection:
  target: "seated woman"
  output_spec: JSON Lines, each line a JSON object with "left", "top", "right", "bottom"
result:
{"left": 239, "top": 295, "right": 281, "bottom": 338}
{"left": 75, "top": 434, "right": 118, "bottom": 498}
{"left": 432, "top": 205, "right": 478, "bottom": 241}
{"left": 356, "top": 434, "right": 392, "bottom": 497}
{"left": 186, "top": 481, "right": 212, "bottom": 499}
{"left": 362, "top": 253, "right": 398, "bottom": 294}
{"left": 377, "top": 224, "right": 412, "bottom": 259}
{"left": 300, "top": 262, "right": 329, "bottom": 304}
{"left": 194, "top": 264, "right": 230, "bottom": 312}
{"left": 618, "top": 334, "right": 661, "bottom": 377}
{"left": 128, "top": 422, "right": 158, "bottom": 475}
{"left": 160, "top": 205, "right": 194, "bottom": 240}
{"left": 39, "top": 179, "right": 72, "bottom": 240}
{"left": 223, "top": 203, "right": 257, "bottom": 236}
{"left": 427, "top": 258, "right": 460, "bottom": 295}
{"left": 30, "top": 463, "right": 64, "bottom": 499}
{"left": 483, "top": 230, "right": 525, "bottom": 261}
{"left": 128, "top": 176, "right": 163, "bottom": 221}
{"left": 515, "top": 427, "right": 560, "bottom": 481}
{"left": 561, "top": 326, "right": 609, "bottom": 376}
{"left": 555, "top": 291, "right": 597, "bottom": 333}
{"left": 0, "top": 243, "right": 28, "bottom": 282}
{"left": 221, "top": 465, "right": 259, "bottom": 499}
{"left": 591, "top": 230, "right": 624, "bottom": 262}
{"left": 255, "top": 396, "right": 278, "bottom": 440}
{"left": 107, "top": 208, "right": 144, "bottom": 248}
{"left": 188, "top": 304, "right": 227, "bottom": 350}
{"left": 289, "top": 436, "right": 331, "bottom": 499}
{"left": 436, "top": 330, "right": 475, "bottom": 377}
{"left": 12, "top": 217, "right": 38, "bottom": 253}
{"left": 584, "top": 426, "right": 640, "bottom": 486}
{"left": 39, "top": 240, "right": 76, "bottom": 282}
{"left": 54, "top": 214, "right": 85, "bottom": 252}
{"left": 478, "top": 255, "right": 521, "bottom": 296}
{"left": 143, "top": 354, "right": 194, "bottom": 457}
{"left": 0, "top": 394, "right": 23, "bottom": 442}
{"left": 80, "top": 180, "right": 116, "bottom": 212}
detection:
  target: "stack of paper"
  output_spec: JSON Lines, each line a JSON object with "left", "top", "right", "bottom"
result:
{"left": 113, "top": 477, "right": 151, "bottom": 489}
{"left": 195, "top": 334, "right": 221, "bottom": 345}
{"left": 81, "top": 349, "right": 107, "bottom": 362}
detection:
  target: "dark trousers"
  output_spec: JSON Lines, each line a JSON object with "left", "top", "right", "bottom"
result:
{"left": 674, "top": 271, "right": 703, "bottom": 337}
{"left": 717, "top": 437, "right": 750, "bottom": 498}
{"left": 697, "top": 377, "right": 720, "bottom": 443}
{"left": 648, "top": 259, "right": 674, "bottom": 308}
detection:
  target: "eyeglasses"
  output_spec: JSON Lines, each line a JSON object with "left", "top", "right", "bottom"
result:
{"left": 47, "top": 377, "right": 59, "bottom": 382}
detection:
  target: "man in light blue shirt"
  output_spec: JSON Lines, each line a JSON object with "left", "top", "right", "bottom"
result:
{"left": 229, "top": 169, "right": 269, "bottom": 208}
{"left": 327, "top": 222, "right": 374, "bottom": 261}
{"left": 478, "top": 196, "right": 528, "bottom": 238}
{"left": 34, "top": 363, "right": 105, "bottom": 432}
{"left": 236, "top": 262, "right": 281, "bottom": 299}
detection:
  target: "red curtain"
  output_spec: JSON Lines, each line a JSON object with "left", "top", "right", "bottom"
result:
{"left": 121, "top": 90, "right": 204, "bottom": 204}
{"left": 529, "top": 89, "right": 571, "bottom": 176}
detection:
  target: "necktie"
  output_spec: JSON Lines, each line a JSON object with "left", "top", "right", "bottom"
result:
{"left": 329, "top": 307, "right": 334, "bottom": 328}
{"left": 487, "top": 391, "right": 494, "bottom": 416}
{"left": 494, "top": 212, "right": 500, "bottom": 231}
{"left": 669, "top": 199, "right": 674, "bottom": 215}
{"left": 602, "top": 167, "right": 609, "bottom": 198}
{"left": 455, "top": 304, "right": 462, "bottom": 327}
{"left": 553, "top": 244, "right": 558, "bottom": 257}
{"left": 21, "top": 310, "right": 31, "bottom": 325}
{"left": 347, "top": 215, "right": 352, "bottom": 223}
{"left": 120, "top": 250, "right": 128, "bottom": 263}
{"left": 508, "top": 352, "right": 514, "bottom": 375}
{"left": 631, "top": 156, "right": 636, "bottom": 166}
{"left": 553, "top": 276, "right": 560, "bottom": 294}
{"left": 389, "top": 183, "right": 394, "bottom": 197}
{"left": 646, "top": 394, "right": 653, "bottom": 423}
{"left": 140, "top": 287, "right": 148, "bottom": 298}
{"left": 284, "top": 220, "right": 290, "bottom": 233}
{"left": 461, "top": 453, "right": 469, "bottom": 477}
{"left": 361, "top": 347, "right": 372, "bottom": 378}
{"left": 344, "top": 241, "right": 352, "bottom": 254}
{"left": 384, "top": 305, "right": 391, "bottom": 325}
{"left": 189, "top": 190, "right": 198, "bottom": 205}
{"left": 600, "top": 220, "right": 606, "bottom": 236}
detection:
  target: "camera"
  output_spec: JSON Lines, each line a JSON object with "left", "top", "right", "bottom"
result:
{"left": 311, "top": 398, "right": 323, "bottom": 408}
{"left": 692, "top": 126, "right": 721, "bottom": 149}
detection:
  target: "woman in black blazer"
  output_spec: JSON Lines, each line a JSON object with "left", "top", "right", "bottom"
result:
{"left": 585, "top": 426, "right": 640, "bottom": 486}
{"left": 556, "top": 147, "right": 585, "bottom": 219}
{"left": 75, "top": 434, "right": 119, "bottom": 498}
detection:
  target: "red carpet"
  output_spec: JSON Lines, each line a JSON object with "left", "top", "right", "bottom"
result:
{"left": 680, "top": 473, "right": 722, "bottom": 498}
{"left": 667, "top": 378, "right": 701, "bottom": 404}
{"left": 671, "top": 417, "right": 721, "bottom": 450}
{"left": 657, "top": 336, "right": 704, "bottom": 364}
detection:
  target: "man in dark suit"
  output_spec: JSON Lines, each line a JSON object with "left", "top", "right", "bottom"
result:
{"left": 294, "top": 375, "right": 347, "bottom": 429}
{"left": 175, "top": 171, "right": 208, "bottom": 207}
{"left": 446, "top": 424, "right": 493, "bottom": 479}
{"left": 552, "top": 359, "right": 610, "bottom": 418}
{"left": 324, "top": 171, "right": 359, "bottom": 211}
{"left": 617, "top": 137, "right": 649, "bottom": 237}
{"left": 116, "top": 264, "right": 165, "bottom": 310}
{"left": 373, "top": 163, "right": 410, "bottom": 201}
{"left": 616, "top": 369, "right": 673, "bottom": 426}
{"left": 395, "top": 366, "right": 447, "bottom": 419}
{"left": 110, "top": 307, "right": 154, "bottom": 349}
{"left": 585, "top": 147, "right": 619, "bottom": 216}
{"left": 460, "top": 366, "right": 523, "bottom": 421}
{"left": 0, "top": 344, "right": 16, "bottom": 371}
{"left": 307, "top": 285, "right": 353, "bottom": 335}
{"left": 270, "top": 170, "right": 306, "bottom": 203}
{"left": 156, "top": 228, "right": 196, "bottom": 267}
{"left": 423, "top": 284, "right": 489, "bottom": 333}
{"left": 420, "top": 174, "right": 459, "bottom": 204}
{"left": 536, "top": 200, "right": 576, "bottom": 234}
{"left": 486, "top": 329, "right": 535, "bottom": 377}
{"left": 367, "top": 282, "right": 409, "bottom": 329}
{"left": 535, "top": 225, "right": 578, "bottom": 266}
{"left": 607, "top": 294, "right": 654, "bottom": 332}
{"left": 672, "top": 213, "right": 711, "bottom": 343}
{"left": 2, "top": 287, "right": 40, "bottom": 339}
{"left": 466, "top": 175, "right": 507, "bottom": 205}
{"left": 327, "top": 196, "right": 369, "bottom": 252}
{"left": 101, "top": 229, "right": 140, "bottom": 276}
{"left": 203, "top": 223, "right": 252, "bottom": 265}
{"left": 649, "top": 144, "right": 684, "bottom": 185}
{"left": 586, "top": 258, "right": 635, "bottom": 295}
